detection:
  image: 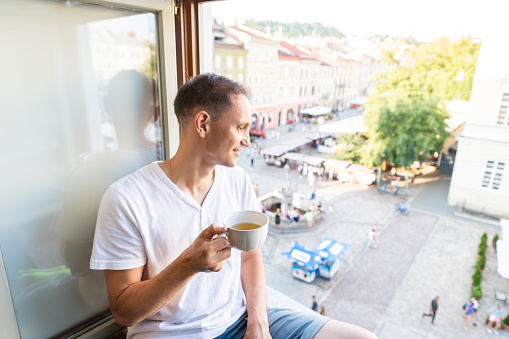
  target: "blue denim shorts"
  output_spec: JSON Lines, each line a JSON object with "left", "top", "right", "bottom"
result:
{"left": 215, "top": 307, "right": 330, "bottom": 339}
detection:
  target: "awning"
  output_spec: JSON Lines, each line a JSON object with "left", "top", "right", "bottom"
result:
{"left": 283, "top": 153, "right": 327, "bottom": 166}
{"left": 261, "top": 138, "right": 312, "bottom": 157}
{"left": 261, "top": 145, "right": 292, "bottom": 157}
{"left": 347, "top": 163, "right": 374, "bottom": 174}
{"left": 306, "top": 132, "right": 332, "bottom": 140}
{"left": 497, "top": 239, "right": 509, "bottom": 279}
{"left": 282, "top": 242, "right": 321, "bottom": 270}
{"left": 312, "top": 238, "right": 350, "bottom": 262}
{"left": 318, "top": 115, "right": 367, "bottom": 134}
{"left": 300, "top": 105, "right": 331, "bottom": 116}
{"left": 323, "top": 159, "right": 351, "bottom": 171}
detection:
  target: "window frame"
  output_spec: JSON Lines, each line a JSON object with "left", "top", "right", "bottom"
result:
{"left": 481, "top": 160, "right": 505, "bottom": 191}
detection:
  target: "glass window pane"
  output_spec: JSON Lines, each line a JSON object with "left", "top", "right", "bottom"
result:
{"left": 0, "top": 1, "right": 163, "bottom": 338}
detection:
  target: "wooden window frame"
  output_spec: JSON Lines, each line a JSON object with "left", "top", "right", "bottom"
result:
{"left": 174, "top": 0, "right": 215, "bottom": 87}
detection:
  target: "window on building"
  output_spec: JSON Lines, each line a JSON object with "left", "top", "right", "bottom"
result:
{"left": 226, "top": 73, "right": 233, "bottom": 79}
{"left": 215, "top": 55, "right": 221, "bottom": 69}
{"left": 226, "top": 56, "right": 233, "bottom": 69}
{"left": 238, "top": 56, "right": 244, "bottom": 69}
{"left": 482, "top": 160, "right": 505, "bottom": 190}
{"left": 497, "top": 92, "right": 509, "bottom": 126}
{"left": 238, "top": 73, "right": 244, "bottom": 83}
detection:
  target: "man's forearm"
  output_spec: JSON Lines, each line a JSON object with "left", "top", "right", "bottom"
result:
{"left": 241, "top": 250, "right": 268, "bottom": 323}
{"left": 108, "top": 254, "right": 197, "bottom": 327}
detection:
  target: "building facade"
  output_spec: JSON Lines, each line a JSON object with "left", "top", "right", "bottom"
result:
{"left": 448, "top": 35, "right": 509, "bottom": 218}
{"left": 229, "top": 25, "right": 279, "bottom": 132}
{"left": 213, "top": 22, "right": 248, "bottom": 85}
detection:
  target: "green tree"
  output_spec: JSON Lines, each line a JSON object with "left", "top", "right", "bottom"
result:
{"left": 244, "top": 20, "right": 345, "bottom": 38}
{"left": 374, "top": 99, "right": 449, "bottom": 167}
{"left": 334, "top": 133, "right": 366, "bottom": 164}
{"left": 360, "top": 37, "right": 480, "bottom": 167}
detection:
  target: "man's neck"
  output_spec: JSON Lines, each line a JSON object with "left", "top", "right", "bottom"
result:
{"left": 160, "top": 147, "right": 216, "bottom": 206}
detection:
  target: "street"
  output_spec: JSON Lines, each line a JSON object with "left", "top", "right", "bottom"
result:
{"left": 236, "top": 116, "right": 509, "bottom": 338}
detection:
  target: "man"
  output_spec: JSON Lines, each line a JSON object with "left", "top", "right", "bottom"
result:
{"left": 90, "top": 74, "right": 377, "bottom": 338}
{"left": 366, "top": 229, "right": 378, "bottom": 249}
{"left": 311, "top": 295, "right": 318, "bottom": 312}
{"left": 422, "top": 296, "right": 439, "bottom": 324}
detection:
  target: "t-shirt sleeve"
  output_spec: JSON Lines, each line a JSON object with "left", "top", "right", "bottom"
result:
{"left": 90, "top": 186, "right": 147, "bottom": 270}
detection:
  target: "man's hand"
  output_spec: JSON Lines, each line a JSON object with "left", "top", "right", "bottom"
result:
{"left": 180, "top": 223, "right": 231, "bottom": 273}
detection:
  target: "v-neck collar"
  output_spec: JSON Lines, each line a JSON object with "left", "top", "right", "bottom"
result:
{"left": 152, "top": 161, "right": 219, "bottom": 210}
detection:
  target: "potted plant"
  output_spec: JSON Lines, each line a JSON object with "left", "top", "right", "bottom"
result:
{"left": 503, "top": 313, "right": 509, "bottom": 330}
{"left": 476, "top": 255, "right": 486, "bottom": 271}
{"left": 482, "top": 233, "right": 488, "bottom": 245}
{"left": 471, "top": 285, "right": 483, "bottom": 299}
{"left": 493, "top": 233, "right": 499, "bottom": 252}
{"left": 472, "top": 270, "right": 482, "bottom": 287}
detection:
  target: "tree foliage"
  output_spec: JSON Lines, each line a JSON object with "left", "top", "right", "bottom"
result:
{"left": 358, "top": 37, "right": 480, "bottom": 167}
{"left": 244, "top": 20, "right": 345, "bottom": 38}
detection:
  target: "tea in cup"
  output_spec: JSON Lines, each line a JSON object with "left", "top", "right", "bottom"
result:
{"left": 221, "top": 210, "right": 269, "bottom": 252}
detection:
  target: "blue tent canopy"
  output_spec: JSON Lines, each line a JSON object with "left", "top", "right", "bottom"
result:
{"left": 312, "top": 237, "right": 350, "bottom": 262}
{"left": 281, "top": 242, "right": 321, "bottom": 271}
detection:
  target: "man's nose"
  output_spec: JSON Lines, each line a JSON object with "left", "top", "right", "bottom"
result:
{"left": 241, "top": 137, "right": 250, "bottom": 148}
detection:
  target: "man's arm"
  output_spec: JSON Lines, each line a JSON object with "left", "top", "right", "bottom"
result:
{"left": 241, "top": 249, "right": 271, "bottom": 339}
{"left": 104, "top": 224, "right": 231, "bottom": 327}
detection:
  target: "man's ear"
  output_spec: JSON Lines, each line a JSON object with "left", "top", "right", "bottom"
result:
{"left": 194, "top": 111, "right": 210, "bottom": 138}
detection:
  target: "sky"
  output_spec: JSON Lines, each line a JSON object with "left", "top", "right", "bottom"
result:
{"left": 210, "top": 0, "right": 506, "bottom": 42}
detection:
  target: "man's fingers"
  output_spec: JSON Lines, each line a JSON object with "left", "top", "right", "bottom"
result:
{"left": 200, "top": 223, "right": 227, "bottom": 240}
{"left": 209, "top": 235, "right": 230, "bottom": 252}
{"left": 208, "top": 247, "right": 232, "bottom": 271}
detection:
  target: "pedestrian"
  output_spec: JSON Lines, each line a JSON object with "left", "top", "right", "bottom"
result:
{"left": 274, "top": 208, "right": 281, "bottom": 229}
{"left": 393, "top": 177, "right": 400, "bottom": 196}
{"left": 470, "top": 296, "right": 479, "bottom": 326}
{"left": 320, "top": 306, "right": 326, "bottom": 316}
{"left": 487, "top": 304, "right": 502, "bottom": 335}
{"left": 422, "top": 296, "right": 439, "bottom": 324}
{"left": 462, "top": 300, "right": 474, "bottom": 330}
{"left": 308, "top": 171, "right": 316, "bottom": 189}
{"left": 328, "top": 167, "right": 334, "bottom": 181}
{"left": 365, "top": 228, "right": 378, "bottom": 249}
{"left": 311, "top": 296, "right": 318, "bottom": 312}
{"left": 261, "top": 203, "right": 267, "bottom": 214}
{"left": 250, "top": 150, "right": 254, "bottom": 168}
{"left": 305, "top": 209, "right": 314, "bottom": 228}
{"left": 89, "top": 73, "right": 378, "bottom": 339}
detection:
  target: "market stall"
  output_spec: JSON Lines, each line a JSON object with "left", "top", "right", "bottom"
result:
{"left": 282, "top": 237, "right": 351, "bottom": 283}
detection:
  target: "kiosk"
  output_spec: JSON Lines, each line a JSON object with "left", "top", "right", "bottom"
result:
{"left": 282, "top": 237, "right": 351, "bottom": 283}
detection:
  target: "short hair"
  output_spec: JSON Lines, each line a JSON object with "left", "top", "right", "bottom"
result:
{"left": 173, "top": 73, "right": 250, "bottom": 129}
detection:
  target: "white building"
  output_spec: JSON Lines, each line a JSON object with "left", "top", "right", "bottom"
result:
{"left": 448, "top": 35, "right": 509, "bottom": 219}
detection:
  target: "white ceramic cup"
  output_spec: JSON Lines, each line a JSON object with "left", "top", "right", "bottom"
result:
{"left": 221, "top": 210, "right": 269, "bottom": 252}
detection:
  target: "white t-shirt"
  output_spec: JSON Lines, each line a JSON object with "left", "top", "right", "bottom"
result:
{"left": 90, "top": 162, "right": 260, "bottom": 339}
{"left": 368, "top": 230, "right": 375, "bottom": 241}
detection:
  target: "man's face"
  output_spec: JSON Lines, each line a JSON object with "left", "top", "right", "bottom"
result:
{"left": 207, "top": 94, "right": 251, "bottom": 167}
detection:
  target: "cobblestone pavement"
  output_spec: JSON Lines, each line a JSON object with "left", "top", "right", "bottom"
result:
{"left": 235, "top": 127, "right": 508, "bottom": 338}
